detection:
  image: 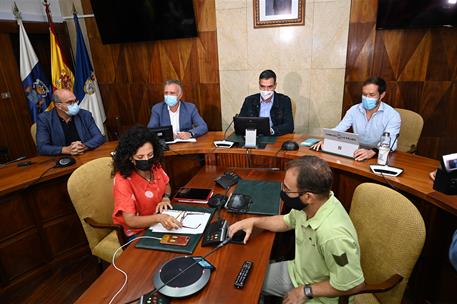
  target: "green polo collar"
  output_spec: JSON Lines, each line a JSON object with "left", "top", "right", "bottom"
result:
{"left": 303, "top": 192, "right": 338, "bottom": 230}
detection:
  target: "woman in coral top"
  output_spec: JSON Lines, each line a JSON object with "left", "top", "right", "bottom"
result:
{"left": 112, "top": 126, "right": 182, "bottom": 239}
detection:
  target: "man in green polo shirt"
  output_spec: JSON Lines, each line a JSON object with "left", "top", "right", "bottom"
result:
{"left": 229, "top": 156, "right": 365, "bottom": 303}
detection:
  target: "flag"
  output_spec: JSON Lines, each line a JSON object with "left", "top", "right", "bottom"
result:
{"left": 73, "top": 13, "right": 106, "bottom": 135}
{"left": 44, "top": 1, "right": 74, "bottom": 110}
{"left": 17, "top": 19, "right": 52, "bottom": 122}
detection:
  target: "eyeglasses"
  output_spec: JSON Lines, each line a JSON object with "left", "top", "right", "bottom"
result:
{"left": 174, "top": 211, "right": 205, "bottom": 229}
{"left": 281, "top": 183, "right": 313, "bottom": 197}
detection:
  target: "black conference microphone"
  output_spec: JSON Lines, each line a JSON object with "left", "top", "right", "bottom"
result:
{"left": 0, "top": 156, "right": 26, "bottom": 168}
{"left": 214, "top": 114, "right": 238, "bottom": 148}
{"left": 390, "top": 133, "right": 400, "bottom": 153}
{"left": 128, "top": 236, "right": 232, "bottom": 304}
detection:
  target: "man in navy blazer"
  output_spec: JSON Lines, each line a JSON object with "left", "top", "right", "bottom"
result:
{"left": 147, "top": 80, "right": 208, "bottom": 138}
{"left": 240, "top": 70, "right": 294, "bottom": 136}
{"left": 36, "top": 89, "right": 105, "bottom": 156}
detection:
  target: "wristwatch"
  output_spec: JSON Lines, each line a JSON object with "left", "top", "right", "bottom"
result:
{"left": 304, "top": 284, "right": 314, "bottom": 299}
{"left": 189, "top": 131, "right": 195, "bottom": 138}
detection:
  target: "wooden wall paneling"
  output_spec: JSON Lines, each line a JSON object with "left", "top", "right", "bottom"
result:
{"left": 41, "top": 215, "right": 87, "bottom": 257}
{"left": 197, "top": 31, "right": 220, "bottom": 84}
{"left": 0, "top": 175, "right": 91, "bottom": 295}
{"left": 426, "top": 30, "right": 454, "bottom": 81}
{"left": 0, "top": 34, "right": 35, "bottom": 160}
{"left": 198, "top": 83, "right": 222, "bottom": 131}
{"left": 345, "top": 22, "right": 376, "bottom": 82}
{"left": 0, "top": 230, "right": 47, "bottom": 282}
{"left": 349, "top": 0, "right": 378, "bottom": 23}
{"left": 342, "top": 82, "right": 363, "bottom": 112}
{"left": 163, "top": 155, "right": 204, "bottom": 193}
{"left": 397, "top": 31, "right": 431, "bottom": 81}
{"left": 31, "top": 178, "right": 74, "bottom": 222}
{"left": 195, "top": 0, "right": 217, "bottom": 32}
{"left": 81, "top": 0, "right": 221, "bottom": 136}
{"left": 0, "top": 194, "right": 35, "bottom": 240}
{"left": 371, "top": 30, "right": 396, "bottom": 80}
{"left": 396, "top": 81, "right": 425, "bottom": 111}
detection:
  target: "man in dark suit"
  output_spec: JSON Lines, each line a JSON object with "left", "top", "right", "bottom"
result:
{"left": 240, "top": 70, "right": 294, "bottom": 135}
{"left": 147, "top": 80, "right": 208, "bottom": 139}
{"left": 36, "top": 89, "right": 105, "bottom": 156}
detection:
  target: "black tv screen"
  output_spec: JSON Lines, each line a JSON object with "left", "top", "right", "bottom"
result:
{"left": 377, "top": 0, "right": 457, "bottom": 29}
{"left": 90, "top": 0, "right": 198, "bottom": 44}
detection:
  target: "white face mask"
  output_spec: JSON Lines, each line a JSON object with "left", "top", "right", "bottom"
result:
{"left": 260, "top": 90, "right": 274, "bottom": 100}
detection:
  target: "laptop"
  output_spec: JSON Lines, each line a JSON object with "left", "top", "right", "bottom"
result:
{"left": 321, "top": 128, "right": 359, "bottom": 158}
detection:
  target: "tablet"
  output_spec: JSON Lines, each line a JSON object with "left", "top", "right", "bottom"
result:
{"left": 174, "top": 188, "right": 213, "bottom": 203}
{"left": 442, "top": 153, "right": 457, "bottom": 173}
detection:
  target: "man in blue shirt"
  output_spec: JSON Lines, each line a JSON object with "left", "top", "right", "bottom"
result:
{"left": 147, "top": 80, "right": 208, "bottom": 139}
{"left": 312, "top": 77, "right": 401, "bottom": 161}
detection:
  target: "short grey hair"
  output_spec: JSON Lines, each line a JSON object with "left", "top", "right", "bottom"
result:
{"left": 164, "top": 79, "right": 182, "bottom": 90}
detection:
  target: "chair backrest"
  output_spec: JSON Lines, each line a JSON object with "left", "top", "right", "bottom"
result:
{"left": 67, "top": 157, "right": 115, "bottom": 252}
{"left": 30, "top": 123, "right": 37, "bottom": 145}
{"left": 350, "top": 183, "right": 426, "bottom": 304}
{"left": 395, "top": 108, "right": 423, "bottom": 153}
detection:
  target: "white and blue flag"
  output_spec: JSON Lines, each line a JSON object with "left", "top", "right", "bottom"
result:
{"left": 18, "top": 19, "right": 52, "bottom": 123}
{"left": 74, "top": 13, "right": 106, "bottom": 135}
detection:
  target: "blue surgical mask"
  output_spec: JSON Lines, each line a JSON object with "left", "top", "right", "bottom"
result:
{"left": 65, "top": 103, "right": 80, "bottom": 116}
{"left": 362, "top": 95, "right": 378, "bottom": 110}
{"left": 164, "top": 95, "right": 178, "bottom": 107}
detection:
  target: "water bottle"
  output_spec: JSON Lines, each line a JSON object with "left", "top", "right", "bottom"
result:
{"left": 377, "top": 132, "right": 391, "bottom": 165}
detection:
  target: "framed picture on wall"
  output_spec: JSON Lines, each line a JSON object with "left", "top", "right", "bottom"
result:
{"left": 254, "top": 0, "right": 305, "bottom": 28}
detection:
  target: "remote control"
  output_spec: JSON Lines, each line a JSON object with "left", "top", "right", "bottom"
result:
{"left": 139, "top": 291, "right": 170, "bottom": 304}
{"left": 234, "top": 260, "right": 253, "bottom": 289}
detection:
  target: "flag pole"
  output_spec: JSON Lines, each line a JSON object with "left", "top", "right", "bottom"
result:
{"left": 12, "top": 2, "right": 21, "bottom": 20}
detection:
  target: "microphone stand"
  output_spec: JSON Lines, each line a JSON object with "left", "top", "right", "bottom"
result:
{"left": 385, "top": 133, "right": 400, "bottom": 167}
{"left": 214, "top": 115, "right": 237, "bottom": 148}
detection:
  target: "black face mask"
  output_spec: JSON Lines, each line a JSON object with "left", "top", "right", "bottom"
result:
{"left": 134, "top": 158, "right": 154, "bottom": 171}
{"left": 280, "top": 190, "right": 307, "bottom": 210}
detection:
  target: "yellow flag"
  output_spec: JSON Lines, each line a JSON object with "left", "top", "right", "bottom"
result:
{"left": 44, "top": 2, "right": 74, "bottom": 111}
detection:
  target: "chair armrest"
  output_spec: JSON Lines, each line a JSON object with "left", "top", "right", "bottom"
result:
{"left": 338, "top": 274, "right": 403, "bottom": 304}
{"left": 84, "top": 217, "right": 127, "bottom": 246}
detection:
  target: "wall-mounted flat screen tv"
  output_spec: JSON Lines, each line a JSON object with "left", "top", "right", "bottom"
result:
{"left": 90, "top": 0, "right": 198, "bottom": 44}
{"left": 377, "top": 0, "right": 457, "bottom": 30}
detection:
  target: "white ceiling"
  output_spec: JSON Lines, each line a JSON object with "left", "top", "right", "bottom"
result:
{"left": 0, "top": 0, "right": 63, "bottom": 22}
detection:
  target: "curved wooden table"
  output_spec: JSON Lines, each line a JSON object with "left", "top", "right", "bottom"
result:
{"left": 1, "top": 132, "right": 456, "bottom": 302}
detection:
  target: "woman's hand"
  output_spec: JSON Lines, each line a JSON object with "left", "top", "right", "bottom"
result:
{"left": 156, "top": 197, "right": 173, "bottom": 214}
{"left": 159, "top": 214, "right": 182, "bottom": 230}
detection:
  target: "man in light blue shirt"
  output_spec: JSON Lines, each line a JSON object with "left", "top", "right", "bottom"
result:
{"left": 312, "top": 77, "right": 401, "bottom": 161}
